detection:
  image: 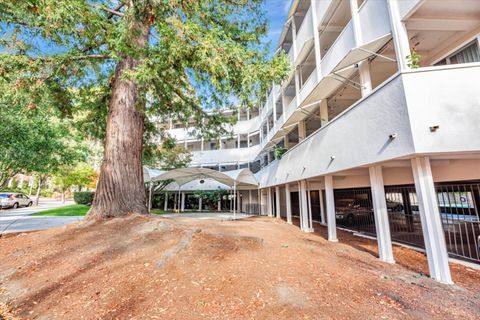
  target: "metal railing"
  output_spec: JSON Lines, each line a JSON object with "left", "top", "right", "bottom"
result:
{"left": 333, "top": 181, "right": 480, "bottom": 264}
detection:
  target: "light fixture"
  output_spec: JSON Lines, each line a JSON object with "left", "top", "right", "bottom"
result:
{"left": 429, "top": 125, "right": 440, "bottom": 132}
{"left": 330, "top": 155, "right": 335, "bottom": 161}
{"left": 389, "top": 133, "right": 398, "bottom": 140}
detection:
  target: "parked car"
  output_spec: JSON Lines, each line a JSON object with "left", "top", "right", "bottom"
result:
{"left": 386, "top": 199, "right": 404, "bottom": 212}
{"left": 335, "top": 198, "right": 373, "bottom": 224}
{"left": 0, "top": 193, "right": 33, "bottom": 209}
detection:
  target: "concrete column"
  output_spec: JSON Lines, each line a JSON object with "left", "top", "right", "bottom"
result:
{"left": 319, "top": 99, "right": 328, "bottom": 127}
{"left": 319, "top": 189, "right": 326, "bottom": 225}
{"left": 181, "top": 192, "right": 185, "bottom": 212}
{"left": 275, "top": 186, "right": 281, "bottom": 218}
{"left": 164, "top": 192, "right": 168, "bottom": 211}
{"left": 349, "top": 0, "right": 372, "bottom": 96}
{"left": 325, "top": 175, "right": 337, "bottom": 242}
{"left": 281, "top": 90, "right": 287, "bottom": 122}
{"left": 411, "top": 157, "right": 453, "bottom": 284}
{"left": 387, "top": 0, "right": 412, "bottom": 71}
{"left": 310, "top": 0, "right": 323, "bottom": 80}
{"left": 291, "top": 17, "right": 297, "bottom": 59}
{"left": 217, "top": 198, "right": 221, "bottom": 212}
{"left": 259, "top": 189, "right": 263, "bottom": 215}
{"left": 267, "top": 188, "right": 273, "bottom": 217}
{"left": 297, "top": 182, "right": 303, "bottom": 228}
{"left": 369, "top": 166, "right": 395, "bottom": 263}
{"left": 285, "top": 184, "right": 292, "bottom": 224}
{"left": 198, "top": 196, "right": 203, "bottom": 212}
{"left": 237, "top": 134, "right": 241, "bottom": 149}
{"left": 173, "top": 192, "right": 177, "bottom": 211}
{"left": 298, "top": 120, "right": 306, "bottom": 141}
{"left": 294, "top": 69, "right": 300, "bottom": 105}
{"left": 237, "top": 190, "right": 241, "bottom": 212}
{"left": 248, "top": 190, "right": 252, "bottom": 214}
{"left": 300, "top": 180, "right": 313, "bottom": 232}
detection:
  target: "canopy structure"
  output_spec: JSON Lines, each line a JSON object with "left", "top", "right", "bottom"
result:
{"left": 151, "top": 167, "right": 259, "bottom": 218}
{"left": 152, "top": 167, "right": 258, "bottom": 188}
{"left": 143, "top": 167, "right": 165, "bottom": 183}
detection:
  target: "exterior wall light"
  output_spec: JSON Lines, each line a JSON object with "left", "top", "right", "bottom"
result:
{"left": 429, "top": 125, "right": 440, "bottom": 132}
{"left": 389, "top": 133, "right": 398, "bottom": 140}
{"left": 330, "top": 155, "right": 335, "bottom": 161}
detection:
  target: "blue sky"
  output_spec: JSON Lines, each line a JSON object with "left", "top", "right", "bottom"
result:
{"left": 263, "top": 0, "right": 291, "bottom": 54}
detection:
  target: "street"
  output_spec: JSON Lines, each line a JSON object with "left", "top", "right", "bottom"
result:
{"left": 0, "top": 198, "right": 83, "bottom": 234}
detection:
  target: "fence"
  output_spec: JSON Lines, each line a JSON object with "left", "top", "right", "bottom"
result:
{"left": 333, "top": 181, "right": 480, "bottom": 264}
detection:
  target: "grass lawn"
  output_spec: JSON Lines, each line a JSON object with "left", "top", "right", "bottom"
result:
{"left": 32, "top": 206, "right": 186, "bottom": 217}
{"left": 32, "top": 205, "right": 90, "bottom": 216}
{"left": 150, "top": 209, "right": 172, "bottom": 215}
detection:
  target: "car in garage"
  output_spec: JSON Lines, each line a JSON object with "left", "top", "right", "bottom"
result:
{"left": 0, "top": 193, "right": 33, "bottom": 209}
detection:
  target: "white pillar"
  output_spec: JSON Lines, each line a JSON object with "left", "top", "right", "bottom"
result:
{"left": 198, "top": 196, "right": 202, "bottom": 212}
{"left": 285, "top": 184, "right": 292, "bottom": 224}
{"left": 237, "top": 134, "right": 241, "bottom": 149}
{"left": 217, "top": 198, "right": 221, "bottom": 212}
{"left": 298, "top": 120, "right": 306, "bottom": 141}
{"left": 411, "top": 157, "right": 453, "bottom": 284}
{"left": 267, "top": 188, "right": 273, "bottom": 217}
{"left": 173, "top": 192, "right": 177, "bottom": 211}
{"left": 349, "top": 0, "right": 372, "bottom": 96}
{"left": 369, "top": 166, "right": 395, "bottom": 263}
{"left": 300, "top": 180, "right": 313, "bottom": 232}
{"left": 181, "top": 192, "right": 185, "bottom": 212}
{"left": 325, "top": 175, "right": 337, "bottom": 242}
{"left": 164, "top": 192, "right": 168, "bottom": 211}
{"left": 248, "top": 190, "right": 252, "bottom": 214}
{"left": 319, "top": 99, "right": 328, "bottom": 127}
{"left": 310, "top": 0, "right": 323, "bottom": 80}
{"left": 387, "top": 0, "right": 412, "bottom": 71}
{"left": 275, "top": 186, "right": 281, "bottom": 218}
{"left": 259, "top": 189, "right": 264, "bottom": 215}
{"left": 319, "top": 189, "right": 326, "bottom": 225}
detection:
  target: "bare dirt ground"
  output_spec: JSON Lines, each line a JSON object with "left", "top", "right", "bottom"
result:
{"left": 0, "top": 215, "right": 479, "bottom": 319}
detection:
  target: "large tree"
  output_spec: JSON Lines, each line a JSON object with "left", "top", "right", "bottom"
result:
{"left": 0, "top": 0, "right": 289, "bottom": 219}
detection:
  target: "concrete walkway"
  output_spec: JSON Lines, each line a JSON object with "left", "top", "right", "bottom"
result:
{"left": 161, "top": 212, "right": 252, "bottom": 220}
{"left": 0, "top": 198, "right": 83, "bottom": 234}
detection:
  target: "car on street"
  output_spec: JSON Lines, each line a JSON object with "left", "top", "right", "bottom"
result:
{"left": 0, "top": 193, "right": 33, "bottom": 209}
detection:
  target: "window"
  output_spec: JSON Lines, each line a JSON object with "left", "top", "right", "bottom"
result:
{"left": 435, "top": 40, "right": 480, "bottom": 66}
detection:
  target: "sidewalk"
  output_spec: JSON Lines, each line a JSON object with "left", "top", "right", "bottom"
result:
{"left": 0, "top": 198, "right": 82, "bottom": 234}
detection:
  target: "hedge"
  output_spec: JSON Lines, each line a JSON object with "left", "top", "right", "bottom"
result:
{"left": 73, "top": 191, "right": 95, "bottom": 205}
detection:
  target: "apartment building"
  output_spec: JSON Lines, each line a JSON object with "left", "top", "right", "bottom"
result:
{"left": 160, "top": 0, "right": 480, "bottom": 283}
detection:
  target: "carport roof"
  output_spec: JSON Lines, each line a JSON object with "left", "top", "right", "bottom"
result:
{"left": 151, "top": 167, "right": 258, "bottom": 188}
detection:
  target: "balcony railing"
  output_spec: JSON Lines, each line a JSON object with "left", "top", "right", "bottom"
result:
{"left": 321, "top": 21, "right": 355, "bottom": 76}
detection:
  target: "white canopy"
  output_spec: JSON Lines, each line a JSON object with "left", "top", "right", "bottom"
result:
{"left": 143, "top": 167, "right": 165, "bottom": 183}
{"left": 151, "top": 167, "right": 258, "bottom": 188}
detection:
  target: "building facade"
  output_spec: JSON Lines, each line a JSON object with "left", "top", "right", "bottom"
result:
{"left": 161, "top": 0, "right": 480, "bottom": 283}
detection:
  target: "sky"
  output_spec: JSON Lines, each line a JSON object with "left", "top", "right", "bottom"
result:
{"left": 263, "top": 0, "right": 292, "bottom": 55}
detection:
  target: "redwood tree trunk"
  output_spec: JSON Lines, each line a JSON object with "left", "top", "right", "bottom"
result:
{"left": 87, "top": 11, "right": 150, "bottom": 219}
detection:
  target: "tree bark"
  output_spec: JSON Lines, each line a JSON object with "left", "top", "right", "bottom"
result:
{"left": 87, "top": 8, "right": 150, "bottom": 219}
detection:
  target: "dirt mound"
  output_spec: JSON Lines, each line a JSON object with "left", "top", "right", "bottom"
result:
{"left": 0, "top": 215, "right": 479, "bottom": 319}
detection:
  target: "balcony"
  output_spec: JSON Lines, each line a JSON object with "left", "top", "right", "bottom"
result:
{"left": 191, "top": 145, "right": 261, "bottom": 166}
{"left": 320, "top": 21, "right": 356, "bottom": 76}
{"left": 256, "top": 64, "right": 480, "bottom": 188}
{"left": 358, "top": 0, "right": 391, "bottom": 44}
{"left": 293, "top": 5, "right": 314, "bottom": 65}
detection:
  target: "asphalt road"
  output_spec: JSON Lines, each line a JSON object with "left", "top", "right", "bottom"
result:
{"left": 0, "top": 198, "right": 83, "bottom": 234}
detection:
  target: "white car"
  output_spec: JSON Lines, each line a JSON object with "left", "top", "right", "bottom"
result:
{"left": 0, "top": 193, "right": 33, "bottom": 209}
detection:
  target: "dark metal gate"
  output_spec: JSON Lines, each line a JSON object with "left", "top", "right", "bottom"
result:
{"left": 333, "top": 181, "right": 480, "bottom": 264}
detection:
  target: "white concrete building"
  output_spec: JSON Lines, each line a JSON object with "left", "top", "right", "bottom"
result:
{"left": 160, "top": 0, "right": 480, "bottom": 283}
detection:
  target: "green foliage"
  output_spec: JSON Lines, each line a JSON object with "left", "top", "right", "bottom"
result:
{"left": 144, "top": 135, "right": 192, "bottom": 171}
{"left": 0, "top": 102, "right": 86, "bottom": 188}
{"left": 52, "top": 163, "right": 97, "bottom": 193}
{"left": 406, "top": 49, "right": 422, "bottom": 69}
{"left": 193, "top": 189, "right": 228, "bottom": 203}
{"left": 273, "top": 145, "right": 287, "bottom": 160}
{"left": 73, "top": 191, "right": 95, "bottom": 205}
{"left": 0, "top": 0, "right": 290, "bottom": 142}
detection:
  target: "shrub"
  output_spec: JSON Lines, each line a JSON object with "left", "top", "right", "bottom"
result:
{"left": 73, "top": 191, "right": 95, "bottom": 205}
